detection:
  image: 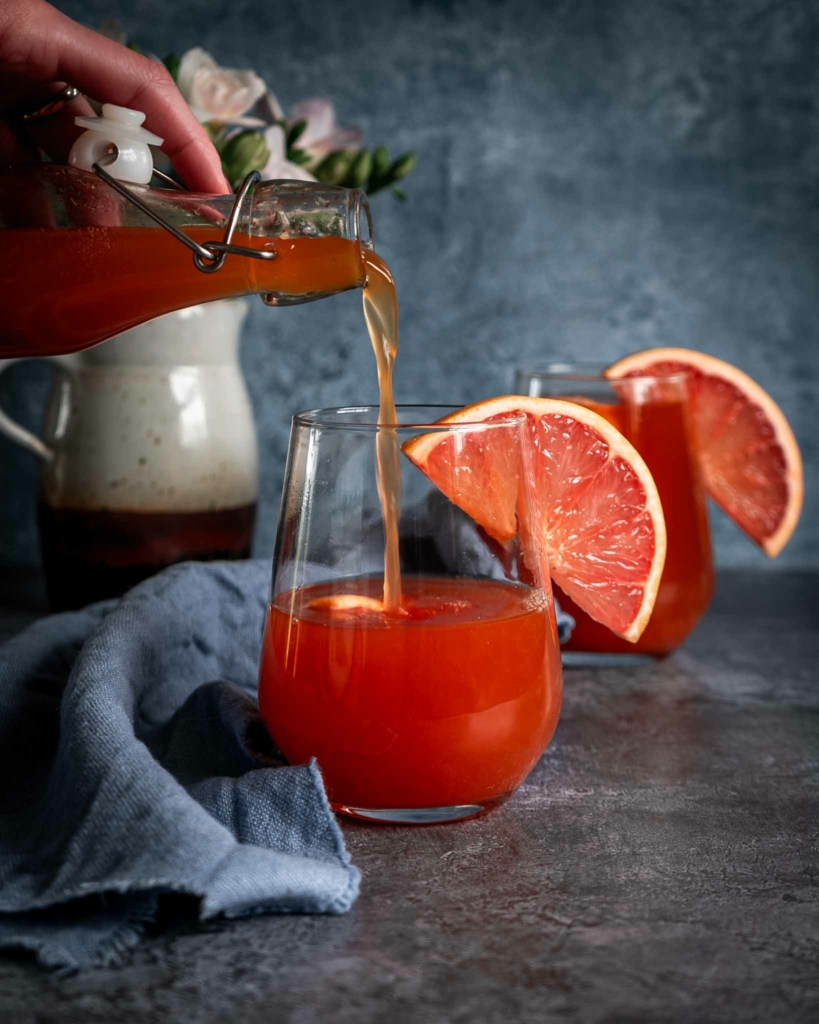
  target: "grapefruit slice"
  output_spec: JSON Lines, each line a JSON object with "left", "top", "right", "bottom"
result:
{"left": 402, "top": 397, "right": 667, "bottom": 642}
{"left": 606, "top": 348, "right": 802, "bottom": 557}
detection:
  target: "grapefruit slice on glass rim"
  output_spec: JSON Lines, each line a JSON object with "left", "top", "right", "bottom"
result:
{"left": 402, "top": 397, "right": 667, "bottom": 642}
{"left": 606, "top": 348, "right": 803, "bottom": 557}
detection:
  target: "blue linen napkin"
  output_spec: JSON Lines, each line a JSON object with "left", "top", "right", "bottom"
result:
{"left": 0, "top": 560, "right": 359, "bottom": 972}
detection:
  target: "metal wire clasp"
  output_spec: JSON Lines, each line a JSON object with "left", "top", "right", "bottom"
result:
{"left": 92, "top": 154, "right": 276, "bottom": 274}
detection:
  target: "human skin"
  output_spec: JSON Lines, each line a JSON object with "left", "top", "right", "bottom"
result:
{"left": 0, "top": 0, "right": 228, "bottom": 192}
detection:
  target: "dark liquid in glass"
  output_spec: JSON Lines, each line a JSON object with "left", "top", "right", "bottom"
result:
{"left": 38, "top": 503, "right": 256, "bottom": 611}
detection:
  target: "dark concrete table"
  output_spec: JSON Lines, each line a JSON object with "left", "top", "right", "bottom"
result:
{"left": 1, "top": 571, "right": 817, "bottom": 1023}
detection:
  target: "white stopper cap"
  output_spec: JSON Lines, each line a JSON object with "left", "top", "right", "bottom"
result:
{"left": 68, "top": 104, "right": 164, "bottom": 185}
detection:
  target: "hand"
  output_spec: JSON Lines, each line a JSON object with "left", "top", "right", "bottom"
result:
{"left": 0, "top": 0, "right": 229, "bottom": 193}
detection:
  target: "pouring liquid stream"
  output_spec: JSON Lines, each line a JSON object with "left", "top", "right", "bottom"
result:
{"left": 1, "top": 206, "right": 404, "bottom": 611}
{"left": 361, "top": 251, "right": 402, "bottom": 613}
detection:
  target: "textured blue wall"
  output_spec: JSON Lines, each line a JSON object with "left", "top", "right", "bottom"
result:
{"left": 1, "top": 0, "right": 817, "bottom": 569}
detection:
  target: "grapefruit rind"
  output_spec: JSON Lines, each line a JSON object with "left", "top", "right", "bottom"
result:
{"left": 606, "top": 348, "right": 803, "bottom": 557}
{"left": 402, "top": 396, "right": 667, "bottom": 643}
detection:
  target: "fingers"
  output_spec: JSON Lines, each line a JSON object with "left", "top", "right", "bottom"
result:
{"left": 122, "top": 77, "right": 230, "bottom": 194}
{"left": 2, "top": 1, "right": 229, "bottom": 193}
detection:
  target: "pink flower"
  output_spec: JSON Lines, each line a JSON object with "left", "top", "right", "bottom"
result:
{"left": 260, "top": 125, "right": 316, "bottom": 182}
{"left": 177, "top": 48, "right": 267, "bottom": 127}
{"left": 289, "top": 98, "right": 362, "bottom": 159}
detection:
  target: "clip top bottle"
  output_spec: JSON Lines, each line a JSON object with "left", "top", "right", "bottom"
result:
{"left": 0, "top": 105, "right": 373, "bottom": 358}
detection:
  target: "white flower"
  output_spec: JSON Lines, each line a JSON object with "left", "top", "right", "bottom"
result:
{"left": 260, "top": 125, "right": 316, "bottom": 182}
{"left": 177, "top": 47, "right": 268, "bottom": 127}
{"left": 289, "top": 98, "right": 362, "bottom": 159}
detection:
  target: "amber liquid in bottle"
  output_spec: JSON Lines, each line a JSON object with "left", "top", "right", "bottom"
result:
{"left": 0, "top": 227, "right": 366, "bottom": 358}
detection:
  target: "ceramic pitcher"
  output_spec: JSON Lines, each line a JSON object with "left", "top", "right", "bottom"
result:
{"left": 0, "top": 299, "right": 258, "bottom": 610}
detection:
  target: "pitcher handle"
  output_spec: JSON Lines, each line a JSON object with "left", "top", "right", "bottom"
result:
{"left": 0, "top": 359, "right": 55, "bottom": 462}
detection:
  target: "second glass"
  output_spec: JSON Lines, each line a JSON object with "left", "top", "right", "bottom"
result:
{"left": 257, "top": 406, "right": 563, "bottom": 824}
{"left": 515, "top": 364, "right": 714, "bottom": 661}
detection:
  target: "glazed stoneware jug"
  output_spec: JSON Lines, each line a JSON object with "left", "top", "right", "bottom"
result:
{"left": 0, "top": 299, "right": 258, "bottom": 610}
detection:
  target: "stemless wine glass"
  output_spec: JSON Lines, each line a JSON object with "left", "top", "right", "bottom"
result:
{"left": 514, "top": 364, "right": 714, "bottom": 662}
{"left": 258, "top": 405, "right": 563, "bottom": 824}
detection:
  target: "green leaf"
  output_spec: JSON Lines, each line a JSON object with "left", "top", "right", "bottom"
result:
{"left": 286, "top": 120, "right": 308, "bottom": 149}
{"left": 163, "top": 53, "right": 180, "bottom": 81}
{"left": 314, "top": 151, "right": 353, "bottom": 186}
{"left": 288, "top": 148, "right": 313, "bottom": 166}
{"left": 388, "top": 152, "right": 417, "bottom": 182}
{"left": 126, "top": 41, "right": 143, "bottom": 55}
{"left": 391, "top": 187, "right": 407, "bottom": 201}
{"left": 346, "top": 149, "right": 373, "bottom": 189}
{"left": 371, "top": 145, "right": 390, "bottom": 179}
{"left": 220, "top": 130, "right": 269, "bottom": 187}
{"left": 367, "top": 146, "right": 390, "bottom": 192}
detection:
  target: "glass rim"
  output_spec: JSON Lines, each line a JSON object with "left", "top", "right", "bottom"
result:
{"left": 515, "top": 361, "right": 689, "bottom": 385}
{"left": 293, "top": 404, "right": 527, "bottom": 432}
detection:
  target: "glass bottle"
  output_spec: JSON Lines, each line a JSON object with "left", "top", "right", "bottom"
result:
{"left": 0, "top": 163, "right": 372, "bottom": 358}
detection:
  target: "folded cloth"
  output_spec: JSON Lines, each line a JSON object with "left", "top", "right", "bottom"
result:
{"left": 0, "top": 560, "right": 359, "bottom": 972}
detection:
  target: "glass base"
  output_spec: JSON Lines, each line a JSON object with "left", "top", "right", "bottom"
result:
{"left": 334, "top": 792, "right": 510, "bottom": 825}
{"left": 562, "top": 650, "right": 661, "bottom": 668}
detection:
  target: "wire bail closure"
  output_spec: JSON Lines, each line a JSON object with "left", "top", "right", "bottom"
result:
{"left": 92, "top": 154, "right": 276, "bottom": 275}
